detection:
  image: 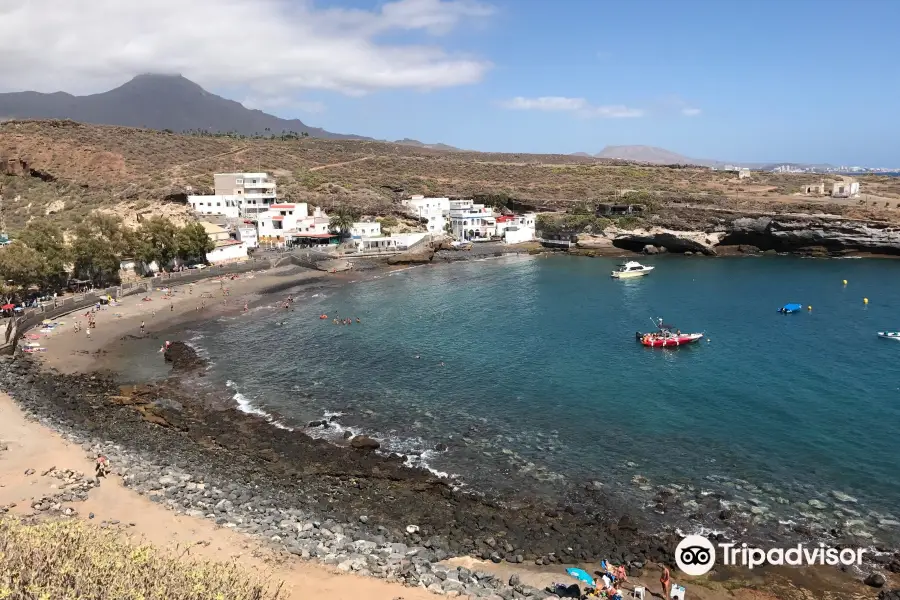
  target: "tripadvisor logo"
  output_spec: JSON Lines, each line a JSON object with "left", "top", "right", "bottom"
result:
{"left": 675, "top": 535, "right": 866, "bottom": 575}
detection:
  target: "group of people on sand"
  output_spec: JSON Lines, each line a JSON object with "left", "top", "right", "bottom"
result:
{"left": 575, "top": 562, "right": 674, "bottom": 600}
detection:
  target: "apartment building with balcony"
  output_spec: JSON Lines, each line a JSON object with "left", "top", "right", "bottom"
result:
{"left": 188, "top": 172, "right": 278, "bottom": 218}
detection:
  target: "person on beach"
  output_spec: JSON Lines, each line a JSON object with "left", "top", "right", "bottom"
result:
{"left": 95, "top": 454, "right": 110, "bottom": 481}
{"left": 615, "top": 564, "right": 627, "bottom": 585}
{"left": 170, "top": 303, "right": 174, "bottom": 312}
{"left": 356, "top": 317, "right": 360, "bottom": 323}
{"left": 244, "top": 302, "right": 249, "bottom": 312}
{"left": 140, "top": 321, "right": 145, "bottom": 334}
{"left": 86, "top": 327, "right": 91, "bottom": 339}
{"left": 660, "top": 565, "right": 671, "bottom": 599}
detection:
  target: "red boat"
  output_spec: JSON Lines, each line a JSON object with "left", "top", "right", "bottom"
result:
{"left": 636, "top": 319, "right": 704, "bottom": 347}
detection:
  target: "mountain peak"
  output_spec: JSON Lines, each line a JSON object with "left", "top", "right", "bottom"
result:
{"left": 0, "top": 75, "right": 365, "bottom": 139}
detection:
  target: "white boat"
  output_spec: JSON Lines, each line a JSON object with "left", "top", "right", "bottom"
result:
{"left": 611, "top": 261, "right": 655, "bottom": 279}
{"left": 877, "top": 331, "right": 900, "bottom": 341}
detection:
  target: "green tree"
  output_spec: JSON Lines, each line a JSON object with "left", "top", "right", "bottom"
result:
{"left": 134, "top": 216, "right": 179, "bottom": 269}
{"left": 0, "top": 241, "right": 45, "bottom": 293}
{"left": 328, "top": 206, "right": 360, "bottom": 239}
{"left": 71, "top": 214, "right": 131, "bottom": 287}
{"left": 17, "top": 221, "right": 69, "bottom": 290}
{"left": 176, "top": 222, "right": 215, "bottom": 263}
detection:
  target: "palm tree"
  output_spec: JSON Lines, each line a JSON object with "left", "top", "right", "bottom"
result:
{"left": 329, "top": 206, "right": 358, "bottom": 239}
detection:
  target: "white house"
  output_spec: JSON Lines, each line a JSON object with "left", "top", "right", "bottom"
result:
{"left": 350, "top": 221, "right": 382, "bottom": 238}
{"left": 257, "top": 203, "right": 309, "bottom": 242}
{"left": 236, "top": 225, "right": 258, "bottom": 248}
{"left": 494, "top": 213, "right": 536, "bottom": 244}
{"left": 206, "top": 240, "right": 248, "bottom": 264}
{"left": 354, "top": 232, "right": 430, "bottom": 252}
{"left": 832, "top": 181, "right": 860, "bottom": 198}
{"left": 187, "top": 172, "right": 278, "bottom": 218}
{"left": 402, "top": 195, "right": 450, "bottom": 233}
{"left": 449, "top": 200, "right": 495, "bottom": 241}
{"left": 256, "top": 203, "right": 335, "bottom": 246}
{"left": 187, "top": 195, "right": 241, "bottom": 218}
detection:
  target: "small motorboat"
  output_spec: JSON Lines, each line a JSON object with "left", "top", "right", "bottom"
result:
{"left": 611, "top": 261, "right": 654, "bottom": 279}
{"left": 636, "top": 318, "right": 704, "bottom": 347}
{"left": 778, "top": 303, "right": 803, "bottom": 314}
{"left": 877, "top": 331, "right": 900, "bottom": 341}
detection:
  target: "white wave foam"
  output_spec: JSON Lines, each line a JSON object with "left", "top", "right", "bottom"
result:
{"left": 225, "top": 380, "right": 293, "bottom": 431}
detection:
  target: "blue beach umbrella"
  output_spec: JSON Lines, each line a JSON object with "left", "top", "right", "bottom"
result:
{"left": 565, "top": 567, "right": 595, "bottom": 588}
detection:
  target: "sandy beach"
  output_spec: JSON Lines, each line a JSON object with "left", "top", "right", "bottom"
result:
{"left": 0, "top": 264, "right": 890, "bottom": 600}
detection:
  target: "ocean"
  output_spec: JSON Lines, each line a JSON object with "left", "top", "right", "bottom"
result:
{"left": 185, "top": 255, "right": 900, "bottom": 545}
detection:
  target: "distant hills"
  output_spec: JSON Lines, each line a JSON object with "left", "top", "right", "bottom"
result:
{"left": 0, "top": 75, "right": 833, "bottom": 166}
{"left": 584, "top": 145, "right": 835, "bottom": 170}
{"left": 0, "top": 74, "right": 365, "bottom": 139}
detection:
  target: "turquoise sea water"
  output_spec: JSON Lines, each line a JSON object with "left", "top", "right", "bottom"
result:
{"left": 188, "top": 255, "right": 900, "bottom": 544}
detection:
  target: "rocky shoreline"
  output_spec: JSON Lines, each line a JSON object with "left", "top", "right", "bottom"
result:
{"left": 3, "top": 330, "right": 898, "bottom": 598}
{"left": 0, "top": 352, "right": 674, "bottom": 599}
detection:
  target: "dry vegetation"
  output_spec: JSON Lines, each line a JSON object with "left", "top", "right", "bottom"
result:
{"left": 1, "top": 119, "right": 898, "bottom": 234}
{"left": 0, "top": 517, "right": 282, "bottom": 599}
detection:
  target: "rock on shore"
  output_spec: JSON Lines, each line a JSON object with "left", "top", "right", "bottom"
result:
{"left": 387, "top": 248, "right": 435, "bottom": 265}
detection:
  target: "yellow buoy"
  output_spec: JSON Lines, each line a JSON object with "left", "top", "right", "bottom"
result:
{"left": 807, "top": 305, "right": 812, "bottom": 311}
{"left": 843, "top": 279, "right": 848, "bottom": 285}
{"left": 864, "top": 297, "right": 869, "bottom": 304}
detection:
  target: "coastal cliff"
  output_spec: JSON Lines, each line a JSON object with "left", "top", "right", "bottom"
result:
{"left": 570, "top": 209, "right": 900, "bottom": 256}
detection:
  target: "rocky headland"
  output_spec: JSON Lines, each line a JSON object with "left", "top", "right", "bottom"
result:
{"left": 570, "top": 208, "right": 900, "bottom": 257}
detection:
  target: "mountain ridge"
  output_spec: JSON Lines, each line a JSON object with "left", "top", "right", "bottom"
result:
{"left": 0, "top": 74, "right": 366, "bottom": 140}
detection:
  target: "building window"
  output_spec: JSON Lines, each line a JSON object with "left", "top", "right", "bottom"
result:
{"left": 236, "top": 178, "right": 243, "bottom": 184}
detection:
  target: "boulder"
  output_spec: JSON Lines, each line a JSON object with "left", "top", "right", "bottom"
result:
{"left": 387, "top": 248, "right": 435, "bottom": 265}
{"left": 866, "top": 573, "right": 887, "bottom": 588}
{"left": 349, "top": 435, "right": 380, "bottom": 451}
{"left": 163, "top": 342, "right": 206, "bottom": 372}
{"left": 642, "top": 244, "right": 659, "bottom": 255}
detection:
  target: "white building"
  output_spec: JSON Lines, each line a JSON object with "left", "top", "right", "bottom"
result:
{"left": 494, "top": 213, "right": 537, "bottom": 244}
{"left": 206, "top": 240, "right": 249, "bottom": 264}
{"left": 187, "top": 172, "right": 278, "bottom": 218}
{"left": 449, "top": 200, "right": 496, "bottom": 241}
{"left": 350, "top": 222, "right": 381, "bottom": 238}
{"left": 188, "top": 195, "right": 241, "bottom": 218}
{"left": 402, "top": 195, "right": 450, "bottom": 233}
{"left": 257, "top": 203, "right": 333, "bottom": 246}
{"left": 236, "top": 225, "right": 258, "bottom": 248}
{"left": 353, "top": 232, "right": 430, "bottom": 252}
{"left": 832, "top": 181, "right": 860, "bottom": 198}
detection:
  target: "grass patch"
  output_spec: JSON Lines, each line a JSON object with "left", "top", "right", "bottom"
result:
{"left": 0, "top": 518, "right": 283, "bottom": 599}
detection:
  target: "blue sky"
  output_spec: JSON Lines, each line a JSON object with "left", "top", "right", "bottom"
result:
{"left": 275, "top": 0, "right": 900, "bottom": 166}
{"left": 4, "top": 0, "right": 898, "bottom": 165}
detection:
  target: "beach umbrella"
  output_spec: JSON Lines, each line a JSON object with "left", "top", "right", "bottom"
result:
{"left": 565, "top": 567, "right": 595, "bottom": 588}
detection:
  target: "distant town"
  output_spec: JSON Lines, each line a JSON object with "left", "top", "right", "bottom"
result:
{"left": 713, "top": 164, "right": 899, "bottom": 175}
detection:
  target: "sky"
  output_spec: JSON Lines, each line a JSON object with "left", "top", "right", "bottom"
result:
{"left": 1, "top": 0, "right": 898, "bottom": 166}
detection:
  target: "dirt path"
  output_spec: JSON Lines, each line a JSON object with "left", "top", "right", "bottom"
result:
{"left": 168, "top": 144, "right": 250, "bottom": 177}
{"left": 309, "top": 155, "right": 375, "bottom": 171}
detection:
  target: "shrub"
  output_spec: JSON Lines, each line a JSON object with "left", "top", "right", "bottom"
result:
{"left": 0, "top": 518, "right": 283, "bottom": 600}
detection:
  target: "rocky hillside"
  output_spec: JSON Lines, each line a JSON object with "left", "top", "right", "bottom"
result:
{"left": 1, "top": 120, "right": 899, "bottom": 238}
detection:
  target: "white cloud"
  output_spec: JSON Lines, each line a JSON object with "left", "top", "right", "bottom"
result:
{"left": 682, "top": 107, "right": 702, "bottom": 117}
{"left": 500, "top": 96, "right": 644, "bottom": 118}
{"left": 0, "top": 0, "right": 494, "bottom": 99}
